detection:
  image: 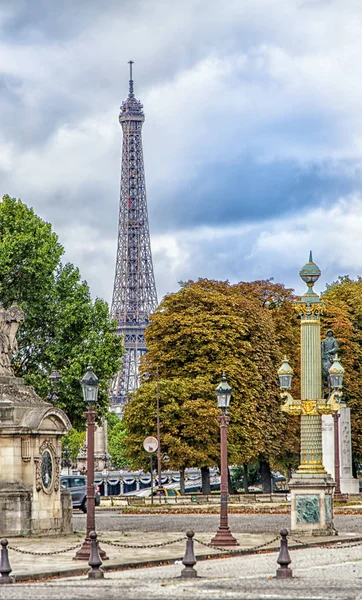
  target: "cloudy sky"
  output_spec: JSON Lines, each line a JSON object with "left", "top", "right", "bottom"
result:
{"left": 0, "top": 0, "right": 362, "bottom": 303}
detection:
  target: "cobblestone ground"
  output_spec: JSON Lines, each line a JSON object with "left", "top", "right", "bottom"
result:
{"left": 73, "top": 511, "right": 362, "bottom": 534}
{"left": 3, "top": 540, "right": 362, "bottom": 599}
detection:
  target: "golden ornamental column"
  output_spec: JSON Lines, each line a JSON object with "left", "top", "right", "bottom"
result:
{"left": 297, "top": 262, "right": 327, "bottom": 476}
{"left": 279, "top": 252, "right": 339, "bottom": 536}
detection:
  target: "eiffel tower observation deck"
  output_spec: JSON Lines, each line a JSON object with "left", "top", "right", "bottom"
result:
{"left": 110, "top": 62, "right": 158, "bottom": 415}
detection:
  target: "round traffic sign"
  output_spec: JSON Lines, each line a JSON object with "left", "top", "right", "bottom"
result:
{"left": 143, "top": 436, "right": 158, "bottom": 453}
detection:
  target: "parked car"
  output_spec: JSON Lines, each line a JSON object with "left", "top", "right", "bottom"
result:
{"left": 60, "top": 475, "right": 101, "bottom": 513}
{"left": 153, "top": 487, "right": 181, "bottom": 497}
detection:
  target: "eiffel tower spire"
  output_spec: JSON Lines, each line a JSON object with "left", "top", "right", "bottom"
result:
{"left": 110, "top": 62, "right": 158, "bottom": 414}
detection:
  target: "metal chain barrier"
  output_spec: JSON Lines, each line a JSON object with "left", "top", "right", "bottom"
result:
{"left": 289, "top": 537, "right": 310, "bottom": 548}
{"left": 8, "top": 543, "right": 82, "bottom": 556}
{"left": 291, "top": 537, "right": 362, "bottom": 550}
{"left": 193, "top": 535, "right": 279, "bottom": 554}
{"left": 98, "top": 535, "right": 186, "bottom": 549}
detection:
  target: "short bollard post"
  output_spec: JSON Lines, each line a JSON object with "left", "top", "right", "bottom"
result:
{"left": 88, "top": 531, "right": 104, "bottom": 579}
{"left": 276, "top": 528, "right": 293, "bottom": 579}
{"left": 0, "top": 539, "right": 13, "bottom": 584}
{"left": 181, "top": 530, "right": 197, "bottom": 578}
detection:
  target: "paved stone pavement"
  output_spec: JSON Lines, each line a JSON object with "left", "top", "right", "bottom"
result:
{"left": 73, "top": 510, "right": 362, "bottom": 534}
{"left": 3, "top": 540, "right": 362, "bottom": 599}
{"left": 2, "top": 527, "right": 361, "bottom": 581}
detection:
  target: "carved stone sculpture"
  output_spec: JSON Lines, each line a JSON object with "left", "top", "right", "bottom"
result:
{"left": 0, "top": 303, "right": 24, "bottom": 376}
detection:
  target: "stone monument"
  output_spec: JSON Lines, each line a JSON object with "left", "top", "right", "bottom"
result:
{"left": 0, "top": 303, "right": 72, "bottom": 535}
{"left": 322, "top": 407, "right": 359, "bottom": 494}
{"left": 320, "top": 329, "right": 358, "bottom": 494}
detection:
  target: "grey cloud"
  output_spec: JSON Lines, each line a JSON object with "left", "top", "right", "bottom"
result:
{"left": 147, "top": 157, "right": 361, "bottom": 232}
{"left": 0, "top": 0, "right": 361, "bottom": 303}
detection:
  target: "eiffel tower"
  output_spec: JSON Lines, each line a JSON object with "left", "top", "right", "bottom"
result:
{"left": 110, "top": 62, "right": 158, "bottom": 415}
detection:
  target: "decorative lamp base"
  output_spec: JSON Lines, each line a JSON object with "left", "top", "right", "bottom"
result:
{"left": 210, "top": 528, "right": 239, "bottom": 547}
{"left": 74, "top": 538, "right": 108, "bottom": 561}
{"left": 289, "top": 478, "right": 337, "bottom": 536}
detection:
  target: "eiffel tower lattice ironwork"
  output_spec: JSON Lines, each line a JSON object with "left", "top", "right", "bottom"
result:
{"left": 110, "top": 61, "right": 158, "bottom": 414}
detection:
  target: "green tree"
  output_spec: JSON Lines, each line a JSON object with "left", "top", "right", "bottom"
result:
{"left": 62, "top": 428, "right": 86, "bottom": 461}
{"left": 123, "top": 377, "right": 220, "bottom": 475}
{"left": 0, "top": 195, "right": 123, "bottom": 428}
{"left": 107, "top": 412, "right": 130, "bottom": 469}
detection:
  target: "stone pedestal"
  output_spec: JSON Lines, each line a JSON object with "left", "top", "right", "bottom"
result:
{"left": 322, "top": 406, "right": 359, "bottom": 494}
{"left": 290, "top": 477, "right": 336, "bottom": 536}
{"left": 0, "top": 376, "right": 72, "bottom": 536}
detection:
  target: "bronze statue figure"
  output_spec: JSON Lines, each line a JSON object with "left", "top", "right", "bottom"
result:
{"left": 321, "top": 329, "right": 338, "bottom": 387}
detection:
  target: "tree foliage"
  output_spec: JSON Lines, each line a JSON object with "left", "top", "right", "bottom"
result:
{"left": 62, "top": 428, "right": 86, "bottom": 461}
{"left": 322, "top": 276, "right": 362, "bottom": 463}
{"left": 124, "top": 278, "right": 298, "bottom": 471}
{"left": 107, "top": 412, "right": 130, "bottom": 469}
{"left": 123, "top": 377, "right": 220, "bottom": 471}
{"left": 0, "top": 195, "right": 123, "bottom": 428}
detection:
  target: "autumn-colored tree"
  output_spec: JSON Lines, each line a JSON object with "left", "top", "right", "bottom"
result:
{"left": 236, "top": 280, "right": 301, "bottom": 477}
{"left": 124, "top": 279, "right": 294, "bottom": 487}
{"left": 322, "top": 277, "right": 362, "bottom": 468}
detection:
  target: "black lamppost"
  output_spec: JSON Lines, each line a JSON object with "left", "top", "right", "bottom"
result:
{"left": 156, "top": 367, "right": 162, "bottom": 489}
{"left": 62, "top": 442, "right": 72, "bottom": 475}
{"left": 211, "top": 374, "right": 238, "bottom": 547}
{"left": 47, "top": 369, "right": 62, "bottom": 402}
{"left": 74, "top": 365, "right": 107, "bottom": 560}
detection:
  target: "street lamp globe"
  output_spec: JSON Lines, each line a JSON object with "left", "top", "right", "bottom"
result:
{"left": 80, "top": 365, "right": 99, "bottom": 404}
{"left": 328, "top": 355, "right": 344, "bottom": 390}
{"left": 49, "top": 369, "right": 62, "bottom": 385}
{"left": 278, "top": 357, "right": 294, "bottom": 390}
{"left": 216, "top": 373, "right": 232, "bottom": 411}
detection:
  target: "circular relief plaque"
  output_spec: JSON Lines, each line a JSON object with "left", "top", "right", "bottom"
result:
{"left": 41, "top": 449, "right": 53, "bottom": 490}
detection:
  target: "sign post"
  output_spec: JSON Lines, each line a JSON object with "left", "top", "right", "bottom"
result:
{"left": 143, "top": 436, "right": 158, "bottom": 505}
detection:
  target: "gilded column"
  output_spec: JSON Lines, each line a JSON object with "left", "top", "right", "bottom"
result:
{"left": 297, "top": 282, "right": 327, "bottom": 475}
{"left": 280, "top": 252, "right": 336, "bottom": 536}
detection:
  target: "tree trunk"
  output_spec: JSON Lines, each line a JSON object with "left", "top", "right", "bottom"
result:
{"left": 260, "top": 460, "right": 272, "bottom": 493}
{"left": 201, "top": 466, "right": 211, "bottom": 495}
{"left": 243, "top": 463, "right": 249, "bottom": 493}
{"left": 179, "top": 466, "right": 185, "bottom": 495}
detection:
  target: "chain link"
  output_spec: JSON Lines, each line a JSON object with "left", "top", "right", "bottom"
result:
{"left": 193, "top": 535, "right": 279, "bottom": 554}
{"left": 290, "top": 536, "right": 362, "bottom": 550}
{"left": 8, "top": 543, "right": 82, "bottom": 556}
{"left": 289, "top": 537, "right": 310, "bottom": 548}
{"left": 98, "top": 536, "right": 186, "bottom": 549}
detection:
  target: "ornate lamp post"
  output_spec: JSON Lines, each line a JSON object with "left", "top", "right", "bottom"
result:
{"left": 278, "top": 253, "right": 344, "bottom": 535}
{"left": 211, "top": 374, "right": 238, "bottom": 547}
{"left": 61, "top": 442, "right": 72, "bottom": 475}
{"left": 74, "top": 365, "right": 107, "bottom": 560}
{"left": 156, "top": 367, "right": 162, "bottom": 489}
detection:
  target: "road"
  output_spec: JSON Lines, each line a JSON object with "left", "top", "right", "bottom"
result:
{"left": 73, "top": 510, "right": 362, "bottom": 533}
